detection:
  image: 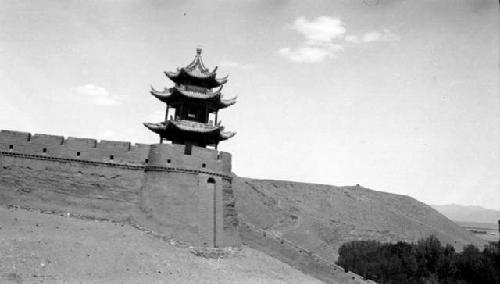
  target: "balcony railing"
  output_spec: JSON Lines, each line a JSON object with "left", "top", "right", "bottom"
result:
{"left": 183, "top": 84, "right": 208, "bottom": 94}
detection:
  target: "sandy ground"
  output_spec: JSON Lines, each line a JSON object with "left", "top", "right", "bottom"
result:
{"left": 0, "top": 206, "right": 322, "bottom": 284}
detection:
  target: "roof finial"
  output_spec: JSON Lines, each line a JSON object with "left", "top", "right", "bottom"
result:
{"left": 196, "top": 47, "right": 202, "bottom": 55}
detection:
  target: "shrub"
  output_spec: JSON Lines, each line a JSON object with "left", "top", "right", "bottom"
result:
{"left": 337, "top": 236, "right": 500, "bottom": 284}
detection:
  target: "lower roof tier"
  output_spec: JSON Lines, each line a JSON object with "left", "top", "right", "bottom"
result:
{"left": 144, "top": 120, "right": 236, "bottom": 145}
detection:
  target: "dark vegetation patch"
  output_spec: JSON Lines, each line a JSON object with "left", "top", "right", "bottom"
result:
{"left": 337, "top": 235, "right": 500, "bottom": 284}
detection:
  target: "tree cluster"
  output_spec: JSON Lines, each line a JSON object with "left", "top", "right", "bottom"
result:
{"left": 337, "top": 235, "right": 500, "bottom": 284}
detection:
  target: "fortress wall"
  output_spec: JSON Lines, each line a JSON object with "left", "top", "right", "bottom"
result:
{"left": 0, "top": 131, "right": 149, "bottom": 165}
{"left": 146, "top": 143, "right": 230, "bottom": 174}
{"left": 138, "top": 169, "right": 239, "bottom": 247}
{"left": 31, "top": 134, "right": 65, "bottom": 145}
{"left": 218, "top": 152, "right": 232, "bottom": 173}
{"left": 0, "top": 154, "right": 143, "bottom": 221}
{"left": 119, "top": 143, "right": 151, "bottom": 164}
{"left": 0, "top": 129, "right": 239, "bottom": 247}
{"left": 196, "top": 174, "right": 224, "bottom": 247}
{"left": 222, "top": 178, "right": 240, "bottom": 246}
{"left": 0, "top": 130, "right": 231, "bottom": 171}
{"left": 0, "top": 130, "right": 30, "bottom": 152}
{"left": 139, "top": 171, "right": 204, "bottom": 244}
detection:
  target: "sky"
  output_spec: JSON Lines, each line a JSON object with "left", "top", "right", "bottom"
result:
{"left": 1, "top": 0, "right": 499, "bottom": 210}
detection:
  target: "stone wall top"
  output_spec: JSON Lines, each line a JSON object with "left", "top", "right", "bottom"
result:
{"left": 0, "top": 130, "right": 231, "bottom": 173}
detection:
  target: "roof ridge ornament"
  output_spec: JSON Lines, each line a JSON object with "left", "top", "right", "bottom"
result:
{"left": 185, "top": 48, "right": 209, "bottom": 73}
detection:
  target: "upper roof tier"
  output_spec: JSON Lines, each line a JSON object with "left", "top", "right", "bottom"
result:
{"left": 150, "top": 85, "right": 237, "bottom": 110}
{"left": 165, "top": 48, "right": 228, "bottom": 89}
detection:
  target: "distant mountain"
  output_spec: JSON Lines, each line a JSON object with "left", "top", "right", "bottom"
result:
{"left": 431, "top": 204, "right": 500, "bottom": 223}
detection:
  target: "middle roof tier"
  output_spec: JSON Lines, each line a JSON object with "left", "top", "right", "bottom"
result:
{"left": 150, "top": 84, "right": 237, "bottom": 111}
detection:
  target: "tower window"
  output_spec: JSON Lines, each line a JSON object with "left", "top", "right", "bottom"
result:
{"left": 202, "top": 163, "right": 206, "bottom": 168}
{"left": 167, "top": 159, "right": 171, "bottom": 164}
{"left": 145, "top": 159, "right": 148, "bottom": 164}
{"left": 42, "top": 148, "right": 47, "bottom": 153}
{"left": 109, "top": 155, "right": 114, "bottom": 160}
{"left": 76, "top": 152, "right": 80, "bottom": 156}
{"left": 9, "top": 145, "right": 13, "bottom": 150}
{"left": 184, "top": 144, "right": 192, "bottom": 155}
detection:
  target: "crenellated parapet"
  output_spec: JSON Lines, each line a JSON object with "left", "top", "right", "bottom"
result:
{"left": 0, "top": 130, "right": 231, "bottom": 176}
{"left": 146, "top": 143, "right": 231, "bottom": 175}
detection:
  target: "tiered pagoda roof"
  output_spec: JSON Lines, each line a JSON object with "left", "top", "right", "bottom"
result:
{"left": 144, "top": 120, "right": 235, "bottom": 146}
{"left": 144, "top": 48, "right": 236, "bottom": 148}
{"left": 164, "top": 49, "right": 228, "bottom": 89}
{"left": 150, "top": 85, "right": 237, "bottom": 110}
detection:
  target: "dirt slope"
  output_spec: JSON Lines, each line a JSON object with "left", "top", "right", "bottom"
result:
{"left": 234, "top": 177, "right": 486, "bottom": 262}
{"left": 0, "top": 206, "right": 322, "bottom": 284}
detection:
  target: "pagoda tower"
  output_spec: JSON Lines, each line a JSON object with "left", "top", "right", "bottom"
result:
{"left": 144, "top": 48, "right": 236, "bottom": 150}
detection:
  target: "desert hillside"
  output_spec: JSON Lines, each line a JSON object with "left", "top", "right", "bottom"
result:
{"left": 0, "top": 206, "right": 323, "bottom": 284}
{"left": 234, "top": 177, "right": 486, "bottom": 263}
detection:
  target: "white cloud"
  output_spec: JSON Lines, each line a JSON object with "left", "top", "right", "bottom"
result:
{"left": 293, "top": 16, "right": 346, "bottom": 45}
{"left": 344, "top": 35, "right": 360, "bottom": 43}
{"left": 363, "top": 29, "right": 399, "bottom": 42}
{"left": 279, "top": 16, "right": 400, "bottom": 63}
{"left": 219, "top": 60, "right": 253, "bottom": 69}
{"left": 279, "top": 16, "right": 346, "bottom": 63}
{"left": 278, "top": 45, "right": 343, "bottom": 63}
{"left": 76, "top": 84, "right": 120, "bottom": 106}
{"left": 345, "top": 29, "right": 400, "bottom": 43}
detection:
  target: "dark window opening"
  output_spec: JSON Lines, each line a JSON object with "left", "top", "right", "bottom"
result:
{"left": 145, "top": 159, "right": 148, "bottom": 164}
{"left": 184, "top": 144, "right": 192, "bottom": 155}
{"left": 109, "top": 155, "right": 114, "bottom": 160}
{"left": 167, "top": 159, "right": 171, "bottom": 164}
{"left": 9, "top": 145, "right": 13, "bottom": 150}
{"left": 207, "top": 177, "right": 216, "bottom": 184}
{"left": 76, "top": 152, "right": 80, "bottom": 156}
{"left": 202, "top": 163, "right": 206, "bottom": 168}
{"left": 42, "top": 148, "right": 47, "bottom": 153}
